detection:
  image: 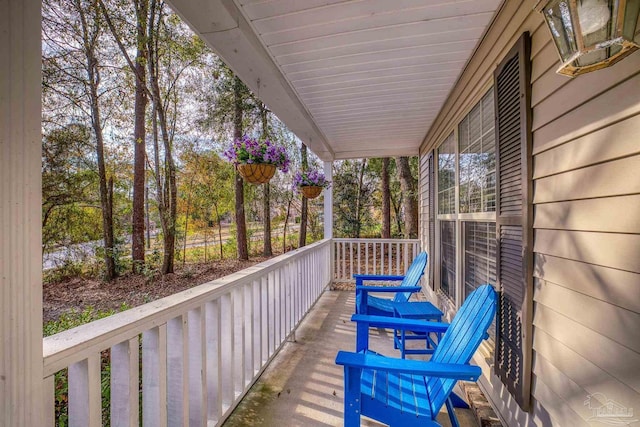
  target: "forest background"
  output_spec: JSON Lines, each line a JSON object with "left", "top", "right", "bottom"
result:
{"left": 42, "top": 0, "right": 420, "bottom": 317}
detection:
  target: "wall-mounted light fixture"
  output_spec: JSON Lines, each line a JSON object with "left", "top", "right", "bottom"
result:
{"left": 535, "top": 0, "right": 640, "bottom": 76}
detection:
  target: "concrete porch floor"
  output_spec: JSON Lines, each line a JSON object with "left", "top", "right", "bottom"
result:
{"left": 222, "top": 290, "right": 479, "bottom": 427}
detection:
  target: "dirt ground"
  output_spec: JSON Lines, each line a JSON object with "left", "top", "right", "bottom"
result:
{"left": 43, "top": 257, "right": 271, "bottom": 323}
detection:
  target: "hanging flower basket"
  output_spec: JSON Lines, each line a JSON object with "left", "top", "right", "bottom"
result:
{"left": 223, "top": 135, "right": 290, "bottom": 185}
{"left": 237, "top": 163, "right": 276, "bottom": 184}
{"left": 293, "top": 170, "right": 331, "bottom": 198}
{"left": 301, "top": 185, "right": 323, "bottom": 199}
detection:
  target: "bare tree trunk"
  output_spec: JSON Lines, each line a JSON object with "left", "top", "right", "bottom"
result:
{"left": 298, "top": 143, "right": 309, "bottom": 247}
{"left": 99, "top": 0, "right": 155, "bottom": 271}
{"left": 234, "top": 76, "right": 249, "bottom": 260}
{"left": 283, "top": 197, "right": 293, "bottom": 253}
{"left": 145, "top": 177, "right": 151, "bottom": 249}
{"left": 263, "top": 184, "right": 272, "bottom": 256}
{"left": 213, "top": 203, "right": 223, "bottom": 260}
{"left": 77, "top": 0, "right": 117, "bottom": 280}
{"left": 182, "top": 176, "right": 195, "bottom": 266}
{"left": 353, "top": 159, "right": 367, "bottom": 238}
{"left": 392, "top": 194, "right": 403, "bottom": 236}
{"left": 381, "top": 158, "right": 391, "bottom": 239}
{"left": 396, "top": 156, "right": 418, "bottom": 239}
{"left": 204, "top": 225, "right": 208, "bottom": 263}
{"left": 146, "top": 0, "right": 177, "bottom": 274}
{"left": 131, "top": 0, "right": 149, "bottom": 272}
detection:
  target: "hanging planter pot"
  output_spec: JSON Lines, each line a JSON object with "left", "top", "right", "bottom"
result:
{"left": 293, "top": 170, "right": 331, "bottom": 198}
{"left": 223, "top": 135, "right": 291, "bottom": 185}
{"left": 237, "top": 163, "right": 276, "bottom": 184}
{"left": 301, "top": 185, "right": 323, "bottom": 199}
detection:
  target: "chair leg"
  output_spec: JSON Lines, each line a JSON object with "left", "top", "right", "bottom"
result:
{"left": 445, "top": 397, "right": 461, "bottom": 427}
{"left": 344, "top": 366, "right": 362, "bottom": 427}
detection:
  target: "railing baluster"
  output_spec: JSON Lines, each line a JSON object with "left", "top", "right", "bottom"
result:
{"left": 68, "top": 354, "right": 101, "bottom": 427}
{"left": 268, "top": 271, "right": 276, "bottom": 358}
{"left": 233, "top": 287, "right": 244, "bottom": 394}
{"left": 220, "top": 293, "right": 233, "bottom": 412}
{"left": 205, "top": 300, "right": 220, "bottom": 423}
{"left": 301, "top": 256, "right": 306, "bottom": 314}
{"left": 306, "top": 255, "right": 311, "bottom": 310}
{"left": 276, "top": 268, "right": 283, "bottom": 345}
{"left": 252, "top": 279, "right": 261, "bottom": 376}
{"left": 111, "top": 337, "right": 139, "bottom": 427}
{"left": 365, "top": 242, "right": 369, "bottom": 275}
{"left": 142, "top": 325, "right": 167, "bottom": 427}
{"left": 388, "top": 242, "right": 392, "bottom": 275}
{"left": 396, "top": 242, "right": 400, "bottom": 275}
{"left": 332, "top": 241, "right": 336, "bottom": 280}
{"left": 261, "top": 276, "right": 268, "bottom": 363}
{"left": 188, "top": 308, "right": 205, "bottom": 426}
{"left": 284, "top": 263, "right": 291, "bottom": 337}
{"left": 341, "top": 242, "right": 346, "bottom": 281}
{"left": 167, "top": 315, "right": 187, "bottom": 426}
{"left": 404, "top": 242, "right": 409, "bottom": 274}
{"left": 293, "top": 260, "right": 299, "bottom": 325}
{"left": 43, "top": 375, "right": 55, "bottom": 427}
{"left": 373, "top": 242, "right": 377, "bottom": 275}
{"left": 243, "top": 284, "right": 253, "bottom": 384}
{"left": 232, "top": 288, "right": 242, "bottom": 398}
{"left": 349, "top": 241, "right": 353, "bottom": 279}
{"left": 307, "top": 255, "right": 311, "bottom": 310}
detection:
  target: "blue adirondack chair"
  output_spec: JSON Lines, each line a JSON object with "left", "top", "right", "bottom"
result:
{"left": 336, "top": 284, "right": 497, "bottom": 427}
{"left": 354, "top": 251, "right": 428, "bottom": 315}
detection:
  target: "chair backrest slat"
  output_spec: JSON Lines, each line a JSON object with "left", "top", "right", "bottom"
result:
{"left": 426, "top": 285, "right": 496, "bottom": 413}
{"left": 393, "top": 252, "right": 428, "bottom": 303}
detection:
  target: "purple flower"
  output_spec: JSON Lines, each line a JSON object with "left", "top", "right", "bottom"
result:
{"left": 292, "top": 170, "right": 331, "bottom": 191}
{"left": 223, "top": 135, "right": 290, "bottom": 172}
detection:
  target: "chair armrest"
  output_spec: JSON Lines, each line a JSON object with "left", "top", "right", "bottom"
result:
{"left": 355, "top": 285, "right": 421, "bottom": 293}
{"left": 335, "top": 351, "right": 481, "bottom": 381}
{"left": 351, "top": 314, "right": 449, "bottom": 334}
{"left": 353, "top": 274, "right": 405, "bottom": 281}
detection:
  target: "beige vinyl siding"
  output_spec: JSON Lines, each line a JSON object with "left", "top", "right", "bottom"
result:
{"left": 532, "top": 113, "right": 640, "bottom": 178}
{"left": 534, "top": 195, "right": 640, "bottom": 233}
{"left": 533, "top": 254, "right": 640, "bottom": 314}
{"left": 419, "top": 0, "right": 640, "bottom": 425}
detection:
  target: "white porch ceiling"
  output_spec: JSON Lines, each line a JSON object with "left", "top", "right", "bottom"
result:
{"left": 169, "top": 0, "right": 502, "bottom": 160}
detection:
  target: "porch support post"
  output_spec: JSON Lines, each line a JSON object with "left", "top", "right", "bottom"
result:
{"left": 323, "top": 161, "right": 333, "bottom": 239}
{"left": 0, "top": 0, "right": 44, "bottom": 425}
{"left": 323, "top": 161, "right": 334, "bottom": 283}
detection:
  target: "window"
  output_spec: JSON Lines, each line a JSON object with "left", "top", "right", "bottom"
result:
{"left": 426, "top": 32, "right": 532, "bottom": 411}
{"left": 464, "top": 221, "right": 496, "bottom": 340}
{"left": 437, "top": 133, "right": 456, "bottom": 215}
{"left": 440, "top": 221, "right": 456, "bottom": 300}
{"left": 434, "top": 88, "right": 496, "bottom": 305}
{"left": 458, "top": 92, "right": 496, "bottom": 213}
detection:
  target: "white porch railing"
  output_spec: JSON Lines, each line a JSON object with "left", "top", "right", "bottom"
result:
{"left": 332, "top": 238, "right": 421, "bottom": 282}
{"left": 43, "top": 239, "right": 331, "bottom": 427}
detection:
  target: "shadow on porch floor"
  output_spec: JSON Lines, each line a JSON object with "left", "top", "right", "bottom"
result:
{"left": 222, "top": 290, "right": 478, "bottom": 427}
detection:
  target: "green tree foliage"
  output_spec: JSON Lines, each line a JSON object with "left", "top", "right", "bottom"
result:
{"left": 42, "top": 125, "right": 102, "bottom": 250}
{"left": 332, "top": 159, "right": 378, "bottom": 238}
{"left": 40, "top": 0, "right": 421, "bottom": 283}
{"left": 178, "top": 146, "right": 234, "bottom": 261}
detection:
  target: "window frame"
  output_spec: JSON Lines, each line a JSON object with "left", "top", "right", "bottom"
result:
{"left": 434, "top": 86, "right": 497, "bottom": 309}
